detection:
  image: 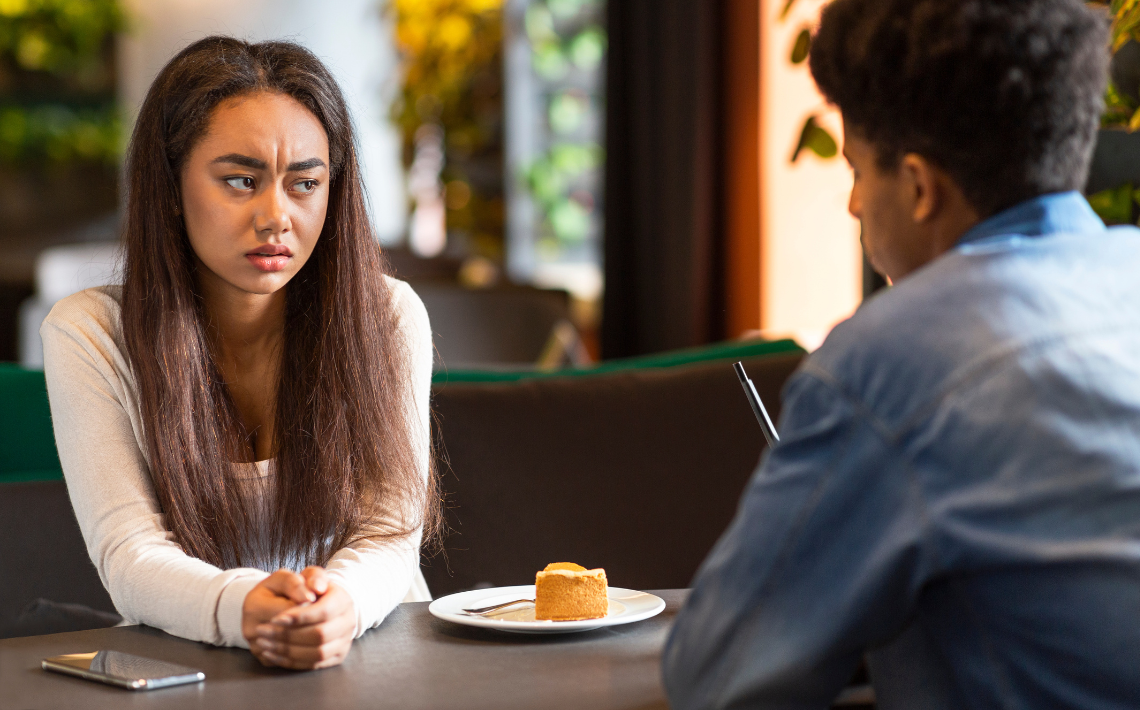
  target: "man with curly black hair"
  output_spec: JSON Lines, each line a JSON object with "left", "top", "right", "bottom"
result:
{"left": 664, "top": 1, "right": 1140, "bottom": 708}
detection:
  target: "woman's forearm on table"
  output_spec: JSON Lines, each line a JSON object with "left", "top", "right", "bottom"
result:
{"left": 42, "top": 314, "right": 268, "bottom": 647}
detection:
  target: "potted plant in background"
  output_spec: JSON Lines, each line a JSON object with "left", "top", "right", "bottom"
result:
{"left": 0, "top": 0, "right": 123, "bottom": 361}
{"left": 390, "top": 0, "right": 506, "bottom": 280}
{"left": 1085, "top": 1, "right": 1140, "bottom": 224}
{"left": 0, "top": 0, "right": 123, "bottom": 247}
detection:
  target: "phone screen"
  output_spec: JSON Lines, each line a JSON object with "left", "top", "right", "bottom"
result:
{"left": 42, "top": 651, "right": 205, "bottom": 690}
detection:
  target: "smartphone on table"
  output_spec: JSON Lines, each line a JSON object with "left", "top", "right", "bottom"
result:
{"left": 42, "top": 650, "right": 205, "bottom": 690}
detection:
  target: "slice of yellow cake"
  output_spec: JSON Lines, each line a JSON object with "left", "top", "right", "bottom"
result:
{"left": 534, "top": 562, "right": 609, "bottom": 621}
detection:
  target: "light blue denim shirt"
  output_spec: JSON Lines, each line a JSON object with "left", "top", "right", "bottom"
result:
{"left": 663, "top": 192, "right": 1140, "bottom": 709}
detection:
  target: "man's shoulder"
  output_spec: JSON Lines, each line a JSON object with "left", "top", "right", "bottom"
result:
{"left": 806, "top": 229, "right": 1140, "bottom": 430}
{"left": 801, "top": 284, "right": 965, "bottom": 431}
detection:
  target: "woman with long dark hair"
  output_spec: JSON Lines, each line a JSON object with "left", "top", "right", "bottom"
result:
{"left": 41, "top": 36, "right": 438, "bottom": 670}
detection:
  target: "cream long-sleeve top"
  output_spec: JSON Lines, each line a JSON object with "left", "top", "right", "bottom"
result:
{"left": 40, "top": 279, "right": 433, "bottom": 648}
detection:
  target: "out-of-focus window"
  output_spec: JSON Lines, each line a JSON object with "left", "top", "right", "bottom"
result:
{"left": 504, "top": 0, "right": 605, "bottom": 302}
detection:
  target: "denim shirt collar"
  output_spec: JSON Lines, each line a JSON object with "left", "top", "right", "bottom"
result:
{"left": 956, "top": 191, "right": 1106, "bottom": 248}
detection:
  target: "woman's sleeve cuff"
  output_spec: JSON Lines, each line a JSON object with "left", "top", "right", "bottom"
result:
{"left": 215, "top": 572, "right": 269, "bottom": 648}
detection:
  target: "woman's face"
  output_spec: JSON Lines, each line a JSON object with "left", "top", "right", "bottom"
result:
{"left": 180, "top": 91, "right": 331, "bottom": 298}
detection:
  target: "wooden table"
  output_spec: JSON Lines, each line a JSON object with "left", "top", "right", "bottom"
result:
{"left": 0, "top": 590, "right": 686, "bottom": 710}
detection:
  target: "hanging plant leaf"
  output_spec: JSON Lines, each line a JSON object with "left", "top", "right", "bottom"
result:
{"left": 791, "top": 115, "right": 838, "bottom": 163}
{"left": 790, "top": 28, "right": 811, "bottom": 64}
{"left": 779, "top": 0, "right": 798, "bottom": 21}
{"left": 1112, "top": 0, "right": 1140, "bottom": 51}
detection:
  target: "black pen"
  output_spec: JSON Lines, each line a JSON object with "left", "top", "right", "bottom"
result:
{"left": 733, "top": 361, "right": 780, "bottom": 449}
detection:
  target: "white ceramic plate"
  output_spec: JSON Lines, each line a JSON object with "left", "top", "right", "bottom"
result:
{"left": 428, "top": 585, "right": 666, "bottom": 634}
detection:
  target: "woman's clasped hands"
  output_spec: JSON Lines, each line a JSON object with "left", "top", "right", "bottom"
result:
{"left": 242, "top": 566, "right": 357, "bottom": 670}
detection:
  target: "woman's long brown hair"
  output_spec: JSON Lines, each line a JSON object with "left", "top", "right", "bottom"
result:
{"left": 121, "top": 36, "right": 438, "bottom": 570}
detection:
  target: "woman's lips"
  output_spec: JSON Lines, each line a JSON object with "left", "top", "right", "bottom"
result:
{"left": 245, "top": 253, "right": 291, "bottom": 272}
{"left": 245, "top": 245, "right": 292, "bottom": 272}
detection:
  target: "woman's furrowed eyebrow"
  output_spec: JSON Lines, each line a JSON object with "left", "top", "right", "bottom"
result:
{"left": 209, "top": 154, "right": 326, "bottom": 172}
{"left": 211, "top": 153, "right": 266, "bottom": 169}
{"left": 287, "top": 157, "right": 327, "bottom": 172}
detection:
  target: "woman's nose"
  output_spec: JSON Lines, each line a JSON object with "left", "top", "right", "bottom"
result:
{"left": 254, "top": 184, "right": 291, "bottom": 235}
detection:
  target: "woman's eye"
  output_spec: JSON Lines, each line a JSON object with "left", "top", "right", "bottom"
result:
{"left": 294, "top": 179, "right": 318, "bottom": 194}
{"left": 225, "top": 176, "right": 254, "bottom": 190}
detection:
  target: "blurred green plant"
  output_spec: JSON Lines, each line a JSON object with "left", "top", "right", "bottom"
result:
{"left": 524, "top": 142, "right": 600, "bottom": 244}
{"left": 0, "top": 0, "right": 124, "bottom": 165}
{"left": 791, "top": 114, "right": 836, "bottom": 162}
{"left": 390, "top": 0, "right": 506, "bottom": 260}
{"left": 548, "top": 89, "right": 587, "bottom": 134}
{"left": 0, "top": 0, "right": 122, "bottom": 78}
{"left": 0, "top": 103, "right": 118, "bottom": 163}
{"left": 781, "top": 0, "right": 838, "bottom": 163}
{"left": 1087, "top": 181, "right": 1140, "bottom": 224}
{"left": 525, "top": 2, "right": 604, "bottom": 81}
{"left": 1091, "top": 1, "right": 1140, "bottom": 129}
{"left": 1080, "top": 2, "right": 1140, "bottom": 226}
{"left": 519, "top": 0, "right": 605, "bottom": 249}
{"left": 1106, "top": 0, "right": 1140, "bottom": 51}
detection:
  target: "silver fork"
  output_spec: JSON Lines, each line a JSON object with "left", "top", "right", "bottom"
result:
{"left": 462, "top": 598, "right": 535, "bottom": 615}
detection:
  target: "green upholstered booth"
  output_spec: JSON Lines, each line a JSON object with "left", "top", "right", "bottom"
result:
{"left": 431, "top": 337, "right": 803, "bottom": 384}
{"left": 0, "top": 364, "right": 63, "bottom": 483}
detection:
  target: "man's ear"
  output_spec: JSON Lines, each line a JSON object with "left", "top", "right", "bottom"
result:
{"left": 900, "top": 153, "right": 940, "bottom": 224}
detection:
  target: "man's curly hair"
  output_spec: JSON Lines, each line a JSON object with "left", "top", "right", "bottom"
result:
{"left": 810, "top": 0, "right": 1110, "bottom": 218}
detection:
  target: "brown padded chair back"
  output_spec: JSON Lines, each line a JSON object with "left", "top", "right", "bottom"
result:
{"left": 0, "top": 481, "right": 116, "bottom": 633}
{"left": 422, "top": 352, "right": 804, "bottom": 595}
{"left": 412, "top": 283, "right": 572, "bottom": 369}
